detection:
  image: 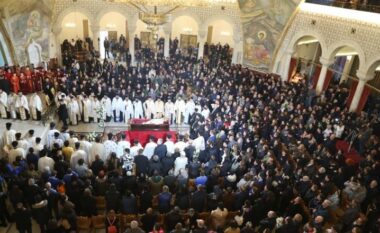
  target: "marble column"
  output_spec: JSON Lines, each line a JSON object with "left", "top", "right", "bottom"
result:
{"left": 91, "top": 26, "right": 101, "bottom": 51}
{"left": 128, "top": 27, "right": 136, "bottom": 66}
{"left": 52, "top": 27, "right": 62, "bottom": 65}
{"left": 316, "top": 58, "right": 333, "bottom": 94}
{"left": 232, "top": 34, "right": 241, "bottom": 64}
{"left": 340, "top": 55, "right": 354, "bottom": 84}
{"left": 163, "top": 25, "right": 171, "bottom": 58}
{"left": 281, "top": 50, "right": 293, "bottom": 82}
{"left": 349, "top": 71, "right": 369, "bottom": 112}
{"left": 197, "top": 29, "right": 207, "bottom": 60}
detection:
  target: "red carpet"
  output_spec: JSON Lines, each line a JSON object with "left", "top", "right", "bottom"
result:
{"left": 122, "top": 130, "right": 177, "bottom": 147}
{"left": 336, "top": 140, "right": 362, "bottom": 165}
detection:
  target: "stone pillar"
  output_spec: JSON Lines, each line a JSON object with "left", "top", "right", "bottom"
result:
{"left": 281, "top": 50, "right": 293, "bottom": 82}
{"left": 197, "top": 29, "right": 207, "bottom": 60}
{"left": 52, "top": 27, "right": 62, "bottom": 65}
{"left": 340, "top": 55, "right": 354, "bottom": 84}
{"left": 349, "top": 71, "right": 369, "bottom": 112}
{"left": 91, "top": 26, "right": 101, "bottom": 51}
{"left": 232, "top": 34, "right": 241, "bottom": 64}
{"left": 129, "top": 26, "right": 136, "bottom": 66}
{"left": 316, "top": 57, "right": 333, "bottom": 94}
{"left": 163, "top": 25, "right": 171, "bottom": 58}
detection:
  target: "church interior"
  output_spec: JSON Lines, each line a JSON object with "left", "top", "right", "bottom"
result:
{"left": 0, "top": 0, "right": 380, "bottom": 232}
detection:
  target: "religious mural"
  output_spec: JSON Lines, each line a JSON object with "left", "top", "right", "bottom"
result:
{"left": 2, "top": 0, "right": 54, "bottom": 66}
{"left": 238, "top": 0, "right": 301, "bottom": 70}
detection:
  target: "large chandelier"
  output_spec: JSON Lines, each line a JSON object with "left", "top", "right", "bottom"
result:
{"left": 105, "top": 0, "right": 237, "bottom": 40}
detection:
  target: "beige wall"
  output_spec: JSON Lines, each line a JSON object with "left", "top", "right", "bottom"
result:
{"left": 99, "top": 12, "right": 127, "bottom": 39}
{"left": 171, "top": 16, "right": 199, "bottom": 40}
{"left": 60, "top": 12, "right": 93, "bottom": 43}
{"left": 209, "top": 19, "right": 234, "bottom": 46}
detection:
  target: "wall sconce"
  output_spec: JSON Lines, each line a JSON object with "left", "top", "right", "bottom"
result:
{"left": 220, "top": 31, "right": 230, "bottom": 36}
{"left": 64, "top": 22, "right": 76, "bottom": 28}
{"left": 183, "top": 27, "right": 192, "bottom": 33}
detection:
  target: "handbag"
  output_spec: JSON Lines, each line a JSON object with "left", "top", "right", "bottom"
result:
{"left": 107, "top": 217, "right": 117, "bottom": 233}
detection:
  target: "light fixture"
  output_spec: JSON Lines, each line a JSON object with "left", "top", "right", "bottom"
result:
{"left": 220, "top": 31, "right": 230, "bottom": 36}
{"left": 64, "top": 22, "right": 76, "bottom": 28}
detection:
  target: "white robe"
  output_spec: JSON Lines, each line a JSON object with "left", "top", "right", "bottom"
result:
{"left": 124, "top": 99, "right": 134, "bottom": 122}
{"left": 165, "top": 101, "right": 175, "bottom": 123}
{"left": 76, "top": 95, "right": 83, "bottom": 121}
{"left": 155, "top": 100, "right": 165, "bottom": 118}
{"left": 201, "top": 108, "right": 210, "bottom": 120}
{"left": 117, "top": 140, "right": 131, "bottom": 158}
{"left": 91, "top": 98, "right": 101, "bottom": 121}
{"left": 15, "top": 95, "right": 29, "bottom": 120}
{"left": 89, "top": 142, "right": 105, "bottom": 164}
{"left": 133, "top": 100, "right": 144, "bottom": 119}
{"left": 68, "top": 99, "right": 80, "bottom": 125}
{"left": 101, "top": 97, "right": 112, "bottom": 120}
{"left": 143, "top": 99, "right": 156, "bottom": 119}
{"left": 143, "top": 142, "right": 157, "bottom": 160}
{"left": 29, "top": 94, "right": 42, "bottom": 120}
{"left": 7, "top": 94, "right": 17, "bottom": 119}
{"left": 184, "top": 100, "right": 196, "bottom": 124}
{"left": 174, "top": 99, "right": 186, "bottom": 124}
{"left": 2, "top": 129, "right": 16, "bottom": 146}
{"left": 112, "top": 97, "right": 124, "bottom": 120}
{"left": 82, "top": 98, "right": 91, "bottom": 123}
{"left": 0, "top": 92, "right": 8, "bottom": 118}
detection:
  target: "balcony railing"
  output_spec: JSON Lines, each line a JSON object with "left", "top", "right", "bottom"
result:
{"left": 305, "top": 0, "right": 380, "bottom": 13}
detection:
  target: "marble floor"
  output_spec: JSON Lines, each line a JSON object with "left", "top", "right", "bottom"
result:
{"left": 0, "top": 118, "right": 50, "bottom": 143}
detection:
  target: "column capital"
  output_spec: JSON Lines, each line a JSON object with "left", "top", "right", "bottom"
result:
{"left": 319, "top": 57, "right": 333, "bottom": 66}
{"left": 356, "top": 70, "right": 374, "bottom": 81}
{"left": 163, "top": 24, "right": 172, "bottom": 35}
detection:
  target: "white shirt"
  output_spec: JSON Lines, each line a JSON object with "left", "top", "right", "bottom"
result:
{"left": 164, "top": 140, "right": 175, "bottom": 155}
{"left": 8, "top": 148, "right": 25, "bottom": 164}
{"left": 117, "top": 140, "right": 131, "bottom": 158}
{"left": 193, "top": 136, "right": 206, "bottom": 152}
{"left": 174, "top": 141, "right": 187, "bottom": 152}
{"left": 174, "top": 156, "right": 188, "bottom": 176}
{"left": 334, "top": 125, "right": 345, "bottom": 138}
{"left": 33, "top": 143, "right": 44, "bottom": 154}
{"left": 38, "top": 156, "right": 55, "bottom": 172}
{"left": 89, "top": 142, "right": 106, "bottom": 164}
{"left": 70, "top": 149, "right": 87, "bottom": 168}
{"left": 3, "top": 129, "right": 16, "bottom": 146}
{"left": 46, "top": 129, "right": 60, "bottom": 149}
{"left": 130, "top": 144, "right": 143, "bottom": 157}
{"left": 143, "top": 142, "right": 157, "bottom": 160}
{"left": 104, "top": 140, "right": 118, "bottom": 160}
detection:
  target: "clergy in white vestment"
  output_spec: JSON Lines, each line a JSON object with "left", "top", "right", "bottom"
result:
{"left": 76, "top": 95, "right": 83, "bottom": 122}
{"left": 130, "top": 140, "right": 143, "bottom": 157}
{"left": 79, "top": 135, "right": 92, "bottom": 160}
{"left": 89, "top": 136, "right": 105, "bottom": 164}
{"left": 117, "top": 134, "right": 131, "bottom": 158}
{"left": 15, "top": 92, "right": 29, "bottom": 120}
{"left": 90, "top": 95, "right": 101, "bottom": 123}
{"left": 174, "top": 135, "right": 187, "bottom": 152}
{"left": 46, "top": 122, "right": 60, "bottom": 150}
{"left": 24, "top": 129, "right": 36, "bottom": 149}
{"left": 29, "top": 92, "right": 42, "bottom": 120}
{"left": 133, "top": 98, "right": 144, "bottom": 119}
{"left": 101, "top": 95, "right": 113, "bottom": 122}
{"left": 193, "top": 132, "right": 206, "bottom": 153}
{"left": 174, "top": 96, "right": 186, "bottom": 125}
{"left": 143, "top": 97, "right": 156, "bottom": 119}
{"left": 68, "top": 96, "right": 80, "bottom": 125}
{"left": 112, "top": 95, "right": 124, "bottom": 122}
{"left": 0, "top": 89, "right": 8, "bottom": 119}
{"left": 174, "top": 151, "right": 188, "bottom": 176}
{"left": 164, "top": 99, "right": 175, "bottom": 124}
{"left": 7, "top": 93, "right": 17, "bottom": 119}
{"left": 82, "top": 95, "right": 92, "bottom": 123}
{"left": 164, "top": 135, "right": 175, "bottom": 155}
{"left": 124, "top": 97, "right": 134, "bottom": 123}
{"left": 143, "top": 136, "right": 157, "bottom": 160}
{"left": 184, "top": 98, "right": 196, "bottom": 124}
{"left": 201, "top": 105, "right": 210, "bottom": 120}
{"left": 70, "top": 142, "right": 88, "bottom": 169}
{"left": 103, "top": 133, "right": 118, "bottom": 160}
{"left": 154, "top": 97, "right": 165, "bottom": 119}
{"left": 2, "top": 122, "right": 16, "bottom": 147}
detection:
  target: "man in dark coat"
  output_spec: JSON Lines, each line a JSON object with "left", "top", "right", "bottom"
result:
{"left": 134, "top": 150, "right": 149, "bottom": 175}
{"left": 190, "top": 185, "right": 207, "bottom": 213}
{"left": 57, "top": 99, "right": 69, "bottom": 127}
{"left": 153, "top": 138, "right": 167, "bottom": 160}
{"left": 14, "top": 202, "right": 32, "bottom": 233}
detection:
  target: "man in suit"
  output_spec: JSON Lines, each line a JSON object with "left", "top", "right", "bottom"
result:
{"left": 154, "top": 138, "right": 167, "bottom": 160}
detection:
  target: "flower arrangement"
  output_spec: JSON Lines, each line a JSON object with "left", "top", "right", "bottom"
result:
{"left": 96, "top": 104, "right": 105, "bottom": 128}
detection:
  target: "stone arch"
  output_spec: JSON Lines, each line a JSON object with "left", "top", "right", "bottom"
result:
{"left": 203, "top": 15, "right": 240, "bottom": 36}
{"left": 365, "top": 56, "right": 380, "bottom": 80}
{"left": 53, "top": 6, "right": 95, "bottom": 31}
{"left": 287, "top": 30, "right": 327, "bottom": 56}
{"left": 170, "top": 13, "right": 201, "bottom": 31}
{"left": 326, "top": 40, "right": 366, "bottom": 70}
{"left": 94, "top": 7, "right": 134, "bottom": 28}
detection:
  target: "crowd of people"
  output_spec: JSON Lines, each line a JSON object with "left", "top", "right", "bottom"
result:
{"left": 0, "top": 33, "right": 380, "bottom": 233}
